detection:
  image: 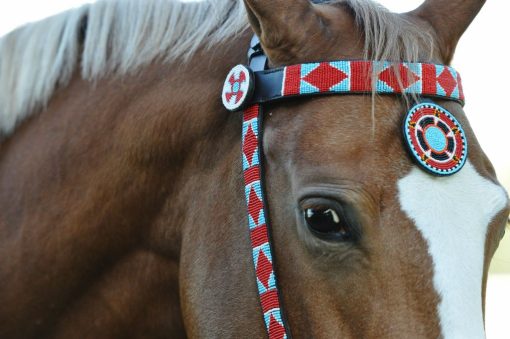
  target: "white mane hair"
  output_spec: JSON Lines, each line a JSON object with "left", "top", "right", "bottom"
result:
{"left": 0, "top": 0, "right": 433, "bottom": 137}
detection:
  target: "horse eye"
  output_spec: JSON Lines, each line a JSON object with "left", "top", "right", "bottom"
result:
{"left": 304, "top": 207, "right": 352, "bottom": 241}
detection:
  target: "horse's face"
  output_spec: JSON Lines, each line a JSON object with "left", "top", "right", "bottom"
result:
{"left": 244, "top": 0, "right": 510, "bottom": 337}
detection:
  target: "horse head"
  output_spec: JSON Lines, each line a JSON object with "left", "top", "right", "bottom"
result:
{"left": 237, "top": 0, "right": 510, "bottom": 337}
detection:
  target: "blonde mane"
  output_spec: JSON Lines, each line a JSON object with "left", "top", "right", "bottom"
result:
{"left": 0, "top": 0, "right": 433, "bottom": 137}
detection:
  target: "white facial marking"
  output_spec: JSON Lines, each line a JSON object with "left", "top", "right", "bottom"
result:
{"left": 398, "top": 161, "right": 508, "bottom": 339}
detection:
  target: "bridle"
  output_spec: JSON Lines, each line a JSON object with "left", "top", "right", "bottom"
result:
{"left": 220, "top": 36, "right": 467, "bottom": 339}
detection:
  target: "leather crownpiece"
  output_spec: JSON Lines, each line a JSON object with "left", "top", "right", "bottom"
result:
{"left": 404, "top": 102, "right": 468, "bottom": 176}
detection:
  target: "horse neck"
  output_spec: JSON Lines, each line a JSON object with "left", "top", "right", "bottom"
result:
{"left": 1, "top": 31, "right": 253, "bottom": 317}
{"left": 0, "top": 33, "right": 252, "bottom": 337}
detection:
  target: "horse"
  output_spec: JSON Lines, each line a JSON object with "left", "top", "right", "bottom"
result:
{"left": 0, "top": 0, "right": 508, "bottom": 337}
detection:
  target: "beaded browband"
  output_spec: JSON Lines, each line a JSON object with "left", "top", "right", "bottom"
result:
{"left": 222, "top": 60, "right": 464, "bottom": 111}
{"left": 221, "top": 36, "right": 467, "bottom": 339}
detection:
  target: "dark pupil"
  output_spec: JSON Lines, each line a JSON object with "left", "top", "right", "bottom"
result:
{"left": 304, "top": 208, "right": 348, "bottom": 237}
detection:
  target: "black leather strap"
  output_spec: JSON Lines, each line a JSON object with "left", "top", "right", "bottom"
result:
{"left": 248, "top": 35, "right": 267, "bottom": 72}
{"left": 247, "top": 35, "right": 286, "bottom": 104}
{"left": 252, "top": 68, "right": 285, "bottom": 103}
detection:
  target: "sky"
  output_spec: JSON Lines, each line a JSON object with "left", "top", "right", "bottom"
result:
{"left": 0, "top": 1, "right": 509, "bottom": 337}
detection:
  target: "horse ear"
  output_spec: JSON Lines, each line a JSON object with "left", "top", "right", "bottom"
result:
{"left": 410, "top": 0, "right": 485, "bottom": 63}
{"left": 243, "top": 0, "right": 318, "bottom": 62}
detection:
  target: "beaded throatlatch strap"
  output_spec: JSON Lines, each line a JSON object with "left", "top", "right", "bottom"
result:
{"left": 221, "top": 36, "right": 466, "bottom": 339}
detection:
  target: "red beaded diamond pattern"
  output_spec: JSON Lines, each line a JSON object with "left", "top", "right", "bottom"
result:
{"left": 302, "top": 62, "right": 348, "bottom": 92}
{"left": 437, "top": 67, "right": 457, "bottom": 96}
{"left": 282, "top": 61, "right": 463, "bottom": 103}
{"left": 242, "top": 104, "right": 288, "bottom": 339}
{"left": 378, "top": 64, "right": 420, "bottom": 91}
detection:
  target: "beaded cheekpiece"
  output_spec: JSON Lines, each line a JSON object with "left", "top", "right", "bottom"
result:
{"left": 221, "top": 40, "right": 468, "bottom": 339}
